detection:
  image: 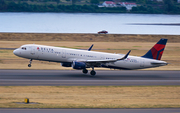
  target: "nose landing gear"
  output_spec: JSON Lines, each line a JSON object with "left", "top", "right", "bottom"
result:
{"left": 28, "top": 59, "right": 32, "bottom": 67}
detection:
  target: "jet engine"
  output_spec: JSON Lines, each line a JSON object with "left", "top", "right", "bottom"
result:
{"left": 72, "top": 61, "right": 86, "bottom": 69}
{"left": 61, "top": 62, "right": 72, "bottom": 67}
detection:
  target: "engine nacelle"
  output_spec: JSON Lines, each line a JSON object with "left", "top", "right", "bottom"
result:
{"left": 61, "top": 62, "right": 72, "bottom": 67}
{"left": 72, "top": 61, "right": 86, "bottom": 70}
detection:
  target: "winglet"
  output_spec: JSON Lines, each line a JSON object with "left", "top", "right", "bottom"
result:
{"left": 88, "top": 44, "right": 94, "bottom": 51}
{"left": 117, "top": 50, "right": 131, "bottom": 60}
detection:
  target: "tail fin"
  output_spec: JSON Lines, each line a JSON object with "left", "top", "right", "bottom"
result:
{"left": 142, "top": 38, "right": 168, "bottom": 60}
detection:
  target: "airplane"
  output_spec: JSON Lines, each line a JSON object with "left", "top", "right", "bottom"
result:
{"left": 13, "top": 38, "right": 168, "bottom": 76}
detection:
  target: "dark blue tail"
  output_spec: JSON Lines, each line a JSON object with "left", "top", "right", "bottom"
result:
{"left": 142, "top": 38, "right": 168, "bottom": 60}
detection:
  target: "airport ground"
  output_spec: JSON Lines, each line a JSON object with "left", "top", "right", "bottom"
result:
{"left": 0, "top": 85, "right": 180, "bottom": 108}
{"left": 1, "top": 69, "right": 180, "bottom": 108}
{"left": 1, "top": 70, "right": 180, "bottom": 86}
{"left": 0, "top": 33, "right": 180, "bottom": 109}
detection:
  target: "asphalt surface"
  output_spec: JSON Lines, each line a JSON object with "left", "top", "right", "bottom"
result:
{"left": 0, "top": 108, "right": 180, "bottom": 113}
{"left": 0, "top": 70, "right": 180, "bottom": 86}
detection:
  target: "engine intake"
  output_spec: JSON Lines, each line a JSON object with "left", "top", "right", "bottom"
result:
{"left": 72, "top": 61, "right": 86, "bottom": 69}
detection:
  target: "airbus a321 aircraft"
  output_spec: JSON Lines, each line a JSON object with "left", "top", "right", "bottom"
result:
{"left": 13, "top": 38, "right": 168, "bottom": 76}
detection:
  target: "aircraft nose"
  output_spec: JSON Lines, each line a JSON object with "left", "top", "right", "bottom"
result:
{"left": 13, "top": 49, "right": 18, "bottom": 56}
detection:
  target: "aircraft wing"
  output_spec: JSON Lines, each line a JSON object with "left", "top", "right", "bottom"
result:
{"left": 85, "top": 50, "right": 131, "bottom": 64}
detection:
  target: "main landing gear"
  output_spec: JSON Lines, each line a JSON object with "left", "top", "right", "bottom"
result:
{"left": 82, "top": 69, "right": 88, "bottom": 74}
{"left": 28, "top": 59, "right": 32, "bottom": 67}
{"left": 90, "top": 67, "right": 96, "bottom": 76}
{"left": 82, "top": 67, "right": 96, "bottom": 76}
{"left": 90, "top": 70, "right": 96, "bottom": 76}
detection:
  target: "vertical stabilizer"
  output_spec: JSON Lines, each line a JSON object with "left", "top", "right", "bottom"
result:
{"left": 142, "top": 38, "right": 168, "bottom": 60}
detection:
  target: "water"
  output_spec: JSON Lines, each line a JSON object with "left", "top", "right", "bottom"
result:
{"left": 0, "top": 13, "right": 180, "bottom": 35}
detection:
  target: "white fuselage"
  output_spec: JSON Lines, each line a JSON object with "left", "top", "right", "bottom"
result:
{"left": 13, "top": 44, "right": 167, "bottom": 70}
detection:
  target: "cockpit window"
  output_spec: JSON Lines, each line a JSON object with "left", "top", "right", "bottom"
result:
{"left": 21, "top": 47, "right": 26, "bottom": 50}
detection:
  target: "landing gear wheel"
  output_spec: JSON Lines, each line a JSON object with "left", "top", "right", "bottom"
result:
{"left": 82, "top": 69, "right": 88, "bottom": 74}
{"left": 90, "top": 70, "right": 96, "bottom": 76}
{"left": 28, "top": 64, "right": 31, "bottom": 67}
{"left": 28, "top": 59, "right": 32, "bottom": 67}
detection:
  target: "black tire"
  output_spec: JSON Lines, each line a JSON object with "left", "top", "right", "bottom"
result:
{"left": 82, "top": 69, "right": 88, "bottom": 74}
{"left": 90, "top": 70, "right": 96, "bottom": 76}
{"left": 28, "top": 64, "right": 31, "bottom": 67}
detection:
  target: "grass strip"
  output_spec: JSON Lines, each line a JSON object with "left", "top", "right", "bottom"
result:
{"left": 0, "top": 86, "right": 180, "bottom": 108}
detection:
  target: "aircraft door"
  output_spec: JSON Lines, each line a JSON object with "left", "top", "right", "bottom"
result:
{"left": 62, "top": 50, "right": 66, "bottom": 58}
{"left": 31, "top": 46, "right": 35, "bottom": 55}
{"left": 140, "top": 59, "right": 144, "bottom": 67}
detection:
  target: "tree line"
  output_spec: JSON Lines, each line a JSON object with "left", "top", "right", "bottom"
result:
{"left": 0, "top": 0, "right": 180, "bottom": 14}
{"left": 0, "top": 2, "right": 126, "bottom": 12}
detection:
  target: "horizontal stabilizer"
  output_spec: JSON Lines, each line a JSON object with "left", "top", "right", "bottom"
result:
{"left": 151, "top": 62, "right": 168, "bottom": 66}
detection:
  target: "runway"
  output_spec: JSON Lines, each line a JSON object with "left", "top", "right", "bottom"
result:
{"left": 0, "top": 70, "right": 180, "bottom": 86}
